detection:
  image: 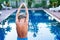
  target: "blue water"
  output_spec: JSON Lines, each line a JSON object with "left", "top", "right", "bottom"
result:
{"left": 0, "top": 10, "right": 60, "bottom": 40}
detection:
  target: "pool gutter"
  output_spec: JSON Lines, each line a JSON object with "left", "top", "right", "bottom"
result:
{"left": 44, "top": 9, "right": 60, "bottom": 22}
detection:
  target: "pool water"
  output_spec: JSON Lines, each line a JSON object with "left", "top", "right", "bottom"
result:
{"left": 0, "top": 10, "right": 60, "bottom": 40}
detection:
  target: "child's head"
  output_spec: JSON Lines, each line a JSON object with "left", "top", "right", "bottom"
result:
{"left": 18, "top": 14, "right": 26, "bottom": 23}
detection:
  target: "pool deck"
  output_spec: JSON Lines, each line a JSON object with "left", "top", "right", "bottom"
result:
{"left": 44, "top": 9, "right": 60, "bottom": 22}
{"left": 0, "top": 8, "right": 60, "bottom": 23}
{"left": 0, "top": 8, "right": 17, "bottom": 22}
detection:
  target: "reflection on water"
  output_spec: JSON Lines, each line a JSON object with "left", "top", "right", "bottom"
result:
{"left": 0, "top": 10, "right": 60, "bottom": 40}
{"left": 50, "top": 22, "right": 60, "bottom": 40}
{"left": 0, "top": 20, "right": 11, "bottom": 40}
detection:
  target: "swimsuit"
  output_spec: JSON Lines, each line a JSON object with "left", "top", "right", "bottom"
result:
{"left": 17, "top": 37, "right": 28, "bottom": 40}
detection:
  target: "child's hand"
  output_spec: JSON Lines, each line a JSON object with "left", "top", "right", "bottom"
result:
{"left": 22, "top": 3, "right": 26, "bottom": 7}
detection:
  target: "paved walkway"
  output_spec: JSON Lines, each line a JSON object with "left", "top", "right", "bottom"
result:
{"left": 44, "top": 9, "right": 60, "bottom": 22}
{"left": 0, "top": 8, "right": 17, "bottom": 22}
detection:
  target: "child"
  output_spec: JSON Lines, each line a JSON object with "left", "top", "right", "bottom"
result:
{"left": 16, "top": 3, "right": 29, "bottom": 40}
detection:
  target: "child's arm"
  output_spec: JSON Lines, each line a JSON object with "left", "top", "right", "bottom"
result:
{"left": 16, "top": 3, "right": 24, "bottom": 22}
{"left": 23, "top": 3, "right": 29, "bottom": 23}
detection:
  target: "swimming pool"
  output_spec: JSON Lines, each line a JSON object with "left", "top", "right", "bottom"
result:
{"left": 0, "top": 10, "right": 60, "bottom": 40}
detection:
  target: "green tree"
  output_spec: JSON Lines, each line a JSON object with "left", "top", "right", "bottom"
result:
{"left": 0, "top": 0, "right": 5, "bottom": 3}
{"left": 50, "top": 0, "right": 58, "bottom": 7}
{"left": 34, "top": 3, "right": 42, "bottom": 8}
{"left": 41, "top": 0, "right": 47, "bottom": 8}
{"left": 28, "top": 0, "right": 35, "bottom": 8}
{"left": 57, "top": 0, "right": 60, "bottom": 6}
